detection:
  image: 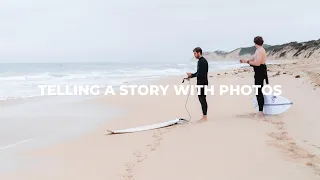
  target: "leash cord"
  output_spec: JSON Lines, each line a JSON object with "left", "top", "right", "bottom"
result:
{"left": 182, "top": 78, "right": 191, "bottom": 122}
{"left": 186, "top": 80, "right": 191, "bottom": 121}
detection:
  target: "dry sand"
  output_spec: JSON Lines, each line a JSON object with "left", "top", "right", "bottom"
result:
{"left": 0, "top": 59, "right": 320, "bottom": 180}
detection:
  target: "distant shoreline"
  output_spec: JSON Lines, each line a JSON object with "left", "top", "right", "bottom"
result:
{"left": 192, "top": 38, "right": 320, "bottom": 61}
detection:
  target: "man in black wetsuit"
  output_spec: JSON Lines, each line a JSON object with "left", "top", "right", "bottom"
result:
{"left": 186, "top": 47, "right": 209, "bottom": 122}
{"left": 240, "top": 36, "right": 268, "bottom": 119}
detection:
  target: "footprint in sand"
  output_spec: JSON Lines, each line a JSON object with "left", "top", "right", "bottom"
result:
{"left": 270, "top": 121, "right": 285, "bottom": 130}
{"left": 123, "top": 162, "right": 135, "bottom": 180}
{"left": 122, "top": 174, "right": 134, "bottom": 180}
{"left": 123, "top": 127, "right": 178, "bottom": 179}
{"left": 123, "top": 151, "right": 147, "bottom": 179}
{"left": 235, "top": 113, "right": 256, "bottom": 119}
{"left": 124, "top": 162, "right": 134, "bottom": 173}
{"left": 271, "top": 121, "right": 284, "bottom": 126}
{"left": 268, "top": 130, "right": 320, "bottom": 175}
{"left": 147, "top": 142, "right": 158, "bottom": 152}
{"left": 133, "top": 151, "right": 148, "bottom": 163}
{"left": 268, "top": 131, "right": 292, "bottom": 141}
{"left": 146, "top": 130, "right": 167, "bottom": 152}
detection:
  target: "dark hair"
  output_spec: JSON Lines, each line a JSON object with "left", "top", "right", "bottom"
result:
{"left": 254, "top": 36, "right": 264, "bottom": 46}
{"left": 193, "top": 47, "right": 202, "bottom": 54}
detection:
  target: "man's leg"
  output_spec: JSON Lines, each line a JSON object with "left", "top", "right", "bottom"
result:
{"left": 197, "top": 87, "right": 207, "bottom": 121}
{"left": 255, "top": 77, "right": 264, "bottom": 118}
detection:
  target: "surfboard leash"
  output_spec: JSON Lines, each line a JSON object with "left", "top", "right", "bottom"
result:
{"left": 181, "top": 78, "right": 192, "bottom": 122}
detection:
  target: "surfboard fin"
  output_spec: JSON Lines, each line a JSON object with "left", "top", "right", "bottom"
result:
{"left": 178, "top": 118, "right": 189, "bottom": 123}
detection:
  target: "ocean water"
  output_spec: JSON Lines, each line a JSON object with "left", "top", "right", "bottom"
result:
{"left": 0, "top": 61, "right": 245, "bottom": 100}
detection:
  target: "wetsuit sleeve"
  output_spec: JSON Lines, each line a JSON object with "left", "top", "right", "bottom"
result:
{"left": 191, "top": 60, "right": 206, "bottom": 78}
{"left": 190, "top": 71, "right": 197, "bottom": 78}
{"left": 190, "top": 63, "right": 198, "bottom": 78}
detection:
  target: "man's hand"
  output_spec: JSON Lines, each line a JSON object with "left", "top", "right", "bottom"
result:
{"left": 186, "top": 72, "right": 192, "bottom": 77}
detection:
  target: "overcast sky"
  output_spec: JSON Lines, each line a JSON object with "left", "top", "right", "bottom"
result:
{"left": 0, "top": 0, "right": 319, "bottom": 63}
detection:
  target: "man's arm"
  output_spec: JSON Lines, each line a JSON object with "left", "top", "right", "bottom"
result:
{"left": 189, "top": 60, "right": 206, "bottom": 77}
{"left": 248, "top": 52, "right": 263, "bottom": 66}
{"left": 196, "top": 60, "right": 206, "bottom": 77}
{"left": 190, "top": 70, "right": 198, "bottom": 78}
{"left": 187, "top": 61, "right": 200, "bottom": 78}
{"left": 186, "top": 71, "right": 195, "bottom": 78}
{"left": 240, "top": 57, "right": 254, "bottom": 63}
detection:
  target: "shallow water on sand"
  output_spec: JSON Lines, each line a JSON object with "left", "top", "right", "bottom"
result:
{"left": 0, "top": 95, "right": 122, "bottom": 172}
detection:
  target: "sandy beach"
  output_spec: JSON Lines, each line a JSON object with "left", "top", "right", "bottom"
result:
{"left": 0, "top": 58, "right": 320, "bottom": 180}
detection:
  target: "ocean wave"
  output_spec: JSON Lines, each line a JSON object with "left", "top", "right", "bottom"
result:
{"left": 0, "top": 62, "right": 239, "bottom": 100}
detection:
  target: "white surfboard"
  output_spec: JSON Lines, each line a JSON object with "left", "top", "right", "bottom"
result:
{"left": 106, "top": 118, "right": 186, "bottom": 134}
{"left": 252, "top": 95, "right": 293, "bottom": 115}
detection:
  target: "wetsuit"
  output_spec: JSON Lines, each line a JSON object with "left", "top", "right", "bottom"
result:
{"left": 190, "top": 56, "right": 209, "bottom": 116}
{"left": 250, "top": 63, "right": 268, "bottom": 111}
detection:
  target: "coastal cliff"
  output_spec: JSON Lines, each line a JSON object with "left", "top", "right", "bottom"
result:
{"left": 198, "top": 39, "right": 320, "bottom": 61}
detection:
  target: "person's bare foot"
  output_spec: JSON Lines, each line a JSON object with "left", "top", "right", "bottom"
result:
{"left": 255, "top": 111, "right": 266, "bottom": 120}
{"left": 196, "top": 115, "right": 207, "bottom": 123}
